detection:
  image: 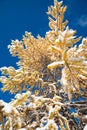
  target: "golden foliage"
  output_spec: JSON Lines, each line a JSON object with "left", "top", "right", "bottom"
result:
{"left": 0, "top": 0, "right": 87, "bottom": 129}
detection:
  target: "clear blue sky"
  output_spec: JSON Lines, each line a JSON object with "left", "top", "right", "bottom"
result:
{"left": 0, "top": 0, "right": 87, "bottom": 102}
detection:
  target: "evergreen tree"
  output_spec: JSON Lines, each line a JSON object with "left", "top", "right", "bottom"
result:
{"left": 0, "top": 0, "right": 87, "bottom": 129}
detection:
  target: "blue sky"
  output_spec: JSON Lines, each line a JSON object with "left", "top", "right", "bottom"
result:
{"left": 0, "top": 0, "right": 87, "bottom": 102}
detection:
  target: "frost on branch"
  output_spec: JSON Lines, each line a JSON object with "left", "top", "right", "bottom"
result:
{"left": 0, "top": 0, "right": 87, "bottom": 130}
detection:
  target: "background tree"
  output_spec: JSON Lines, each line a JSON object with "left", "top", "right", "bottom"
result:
{"left": 0, "top": 0, "right": 87, "bottom": 129}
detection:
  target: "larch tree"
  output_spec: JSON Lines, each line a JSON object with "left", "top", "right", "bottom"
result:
{"left": 0, "top": 0, "right": 87, "bottom": 130}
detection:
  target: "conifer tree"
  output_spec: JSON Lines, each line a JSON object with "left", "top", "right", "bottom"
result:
{"left": 0, "top": 0, "right": 87, "bottom": 129}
